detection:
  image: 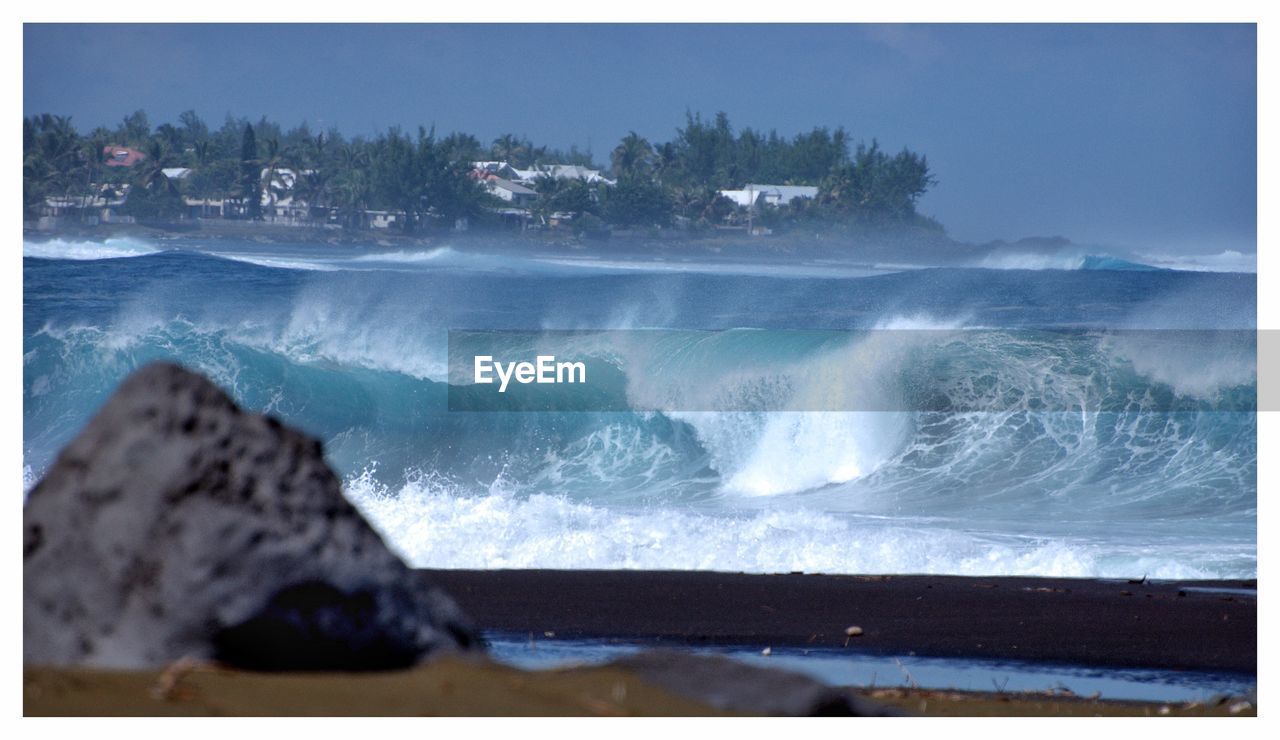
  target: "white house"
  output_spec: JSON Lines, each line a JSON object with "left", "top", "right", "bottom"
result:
{"left": 472, "top": 161, "right": 616, "bottom": 187}
{"left": 479, "top": 175, "right": 538, "bottom": 206}
{"left": 183, "top": 197, "right": 228, "bottom": 219}
{"left": 532, "top": 164, "right": 616, "bottom": 186}
{"left": 258, "top": 168, "right": 314, "bottom": 224}
{"left": 718, "top": 184, "right": 819, "bottom": 209}
{"left": 471, "top": 161, "right": 524, "bottom": 181}
{"left": 41, "top": 184, "right": 132, "bottom": 226}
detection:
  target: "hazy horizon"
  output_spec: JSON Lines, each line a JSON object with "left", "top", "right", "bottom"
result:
{"left": 24, "top": 23, "right": 1257, "bottom": 254}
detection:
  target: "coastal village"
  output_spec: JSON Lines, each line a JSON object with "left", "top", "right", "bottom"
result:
{"left": 34, "top": 143, "right": 819, "bottom": 237}
{"left": 25, "top": 112, "right": 938, "bottom": 241}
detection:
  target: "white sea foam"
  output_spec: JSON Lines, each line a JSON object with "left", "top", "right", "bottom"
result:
{"left": 343, "top": 469, "right": 1244, "bottom": 578}
{"left": 643, "top": 317, "right": 959, "bottom": 497}
{"left": 871, "top": 314, "right": 969, "bottom": 331}
{"left": 537, "top": 256, "right": 889, "bottom": 279}
{"left": 730, "top": 413, "right": 904, "bottom": 496}
{"left": 23, "top": 237, "right": 162, "bottom": 261}
{"left": 349, "top": 247, "right": 454, "bottom": 263}
{"left": 207, "top": 252, "right": 341, "bottom": 272}
{"left": 977, "top": 251, "right": 1087, "bottom": 271}
{"left": 208, "top": 247, "right": 493, "bottom": 273}
{"left": 1137, "top": 250, "right": 1257, "bottom": 273}
{"left": 979, "top": 248, "right": 1257, "bottom": 274}
{"left": 349, "top": 247, "right": 550, "bottom": 273}
{"left": 226, "top": 246, "right": 545, "bottom": 274}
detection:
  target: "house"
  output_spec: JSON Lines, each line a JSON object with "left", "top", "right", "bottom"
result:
{"left": 184, "top": 197, "right": 229, "bottom": 219}
{"left": 259, "top": 168, "right": 314, "bottom": 225}
{"left": 266, "top": 196, "right": 311, "bottom": 223}
{"left": 161, "top": 167, "right": 192, "bottom": 181}
{"left": 471, "top": 161, "right": 524, "bottom": 181}
{"left": 718, "top": 184, "right": 819, "bottom": 209}
{"left": 102, "top": 146, "right": 147, "bottom": 168}
{"left": 473, "top": 171, "right": 538, "bottom": 207}
{"left": 40, "top": 184, "right": 133, "bottom": 227}
{"left": 532, "top": 164, "right": 616, "bottom": 187}
{"left": 476, "top": 161, "right": 616, "bottom": 187}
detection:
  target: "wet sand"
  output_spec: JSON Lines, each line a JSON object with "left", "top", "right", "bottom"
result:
{"left": 426, "top": 570, "right": 1257, "bottom": 673}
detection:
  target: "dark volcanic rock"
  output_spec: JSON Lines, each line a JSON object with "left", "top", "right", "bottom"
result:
{"left": 611, "top": 651, "right": 899, "bottom": 716}
{"left": 24, "top": 362, "right": 478, "bottom": 669}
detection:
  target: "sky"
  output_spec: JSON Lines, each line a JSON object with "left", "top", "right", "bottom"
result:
{"left": 23, "top": 23, "right": 1256, "bottom": 253}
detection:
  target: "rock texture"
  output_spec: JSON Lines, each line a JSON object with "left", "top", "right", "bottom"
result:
{"left": 610, "top": 651, "right": 899, "bottom": 716}
{"left": 24, "top": 362, "right": 478, "bottom": 670}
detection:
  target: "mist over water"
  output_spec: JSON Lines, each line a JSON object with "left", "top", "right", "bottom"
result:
{"left": 23, "top": 237, "right": 1257, "bottom": 578}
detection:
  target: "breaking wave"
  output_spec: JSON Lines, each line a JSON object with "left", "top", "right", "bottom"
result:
{"left": 23, "top": 308, "right": 1257, "bottom": 576}
{"left": 23, "top": 237, "right": 163, "bottom": 261}
{"left": 978, "top": 252, "right": 1161, "bottom": 272}
{"left": 23, "top": 248, "right": 1257, "bottom": 577}
{"left": 1137, "top": 250, "right": 1257, "bottom": 273}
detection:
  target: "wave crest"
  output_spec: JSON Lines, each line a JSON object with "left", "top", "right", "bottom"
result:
{"left": 23, "top": 237, "right": 162, "bottom": 261}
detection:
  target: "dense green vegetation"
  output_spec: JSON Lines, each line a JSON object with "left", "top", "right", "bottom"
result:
{"left": 24, "top": 109, "right": 940, "bottom": 235}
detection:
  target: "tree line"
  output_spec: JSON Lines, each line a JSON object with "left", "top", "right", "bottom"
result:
{"left": 24, "top": 109, "right": 940, "bottom": 234}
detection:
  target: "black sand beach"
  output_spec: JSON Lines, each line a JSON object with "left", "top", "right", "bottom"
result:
{"left": 426, "top": 570, "right": 1257, "bottom": 674}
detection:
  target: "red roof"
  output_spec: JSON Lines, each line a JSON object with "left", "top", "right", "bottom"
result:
{"left": 102, "top": 146, "right": 147, "bottom": 167}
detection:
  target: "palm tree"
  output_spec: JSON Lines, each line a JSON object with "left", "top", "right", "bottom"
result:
{"left": 236, "top": 123, "right": 261, "bottom": 220}
{"left": 156, "top": 123, "right": 184, "bottom": 155}
{"left": 331, "top": 144, "right": 371, "bottom": 228}
{"left": 258, "top": 137, "right": 292, "bottom": 214}
{"left": 132, "top": 138, "right": 181, "bottom": 212}
{"left": 192, "top": 140, "right": 211, "bottom": 168}
{"left": 491, "top": 134, "right": 520, "bottom": 164}
{"left": 652, "top": 142, "right": 678, "bottom": 185}
{"left": 611, "top": 131, "right": 654, "bottom": 182}
{"left": 25, "top": 115, "right": 91, "bottom": 220}
{"left": 290, "top": 133, "right": 331, "bottom": 222}
{"left": 440, "top": 132, "right": 482, "bottom": 163}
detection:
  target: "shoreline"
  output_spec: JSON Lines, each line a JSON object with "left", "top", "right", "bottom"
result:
{"left": 23, "top": 570, "right": 1257, "bottom": 716}
{"left": 25, "top": 222, "right": 1261, "bottom": 274}
{"left": 22, "top": 218, "right": 981, "bottom": 261}
{"left": 423, "top": 570, "right": 1257, "bottom": 674}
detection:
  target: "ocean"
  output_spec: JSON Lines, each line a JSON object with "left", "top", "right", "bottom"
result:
{"left": 22, "top": 236, "right": 1257, "bottom": 580}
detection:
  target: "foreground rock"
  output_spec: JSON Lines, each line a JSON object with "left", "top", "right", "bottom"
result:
{"left": 610, "top": 652, "right": 899, "bottom": 716}
{"left": 25, "top": 362, "right": 478, "bottom": 670}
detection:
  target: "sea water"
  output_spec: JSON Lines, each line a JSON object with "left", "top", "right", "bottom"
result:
{"left": 22, "top": 236, "right": 1257, "bottom": 579}
{"left": 484, "top": 633, "right": 1257, "bottom": 704}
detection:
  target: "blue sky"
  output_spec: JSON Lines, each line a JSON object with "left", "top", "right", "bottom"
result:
{"left": 24, "top": 23, "right": 1256, "bottom": 252}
